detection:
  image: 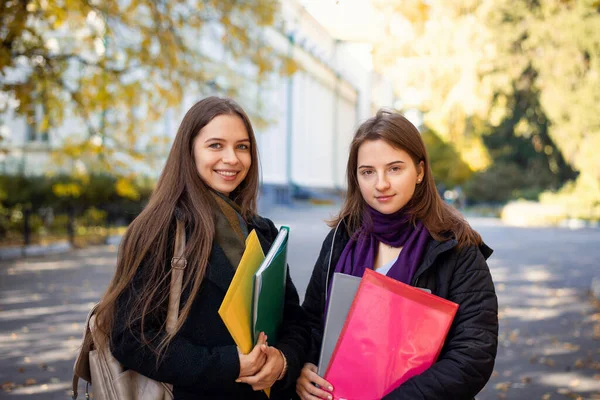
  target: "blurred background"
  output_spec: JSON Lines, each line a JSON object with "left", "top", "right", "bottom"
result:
{"left": 0, "top": 0, "right": 599, "bottom": 399}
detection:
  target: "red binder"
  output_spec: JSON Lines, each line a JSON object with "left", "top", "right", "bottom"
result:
{"left": 324, "top": 269, "right": 459, "bottom": 400}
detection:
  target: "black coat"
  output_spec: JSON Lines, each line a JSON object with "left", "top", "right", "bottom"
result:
{"left": 302, "top": 221, "right": 498, "bottom": 400}
{"left": 111, "top": 215, "right": 307, "bottom": 400}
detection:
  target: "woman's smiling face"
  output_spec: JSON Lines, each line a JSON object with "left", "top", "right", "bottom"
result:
{"left": 192, "top": 114, "right": 251, "bottom": 196}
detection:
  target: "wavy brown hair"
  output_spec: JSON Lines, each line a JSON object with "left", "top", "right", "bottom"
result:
{"left": 330, "top": 109, "right": 481, "bottom": 247}
{"left": 95, "top": 96, "right": 260, "bottom": 358}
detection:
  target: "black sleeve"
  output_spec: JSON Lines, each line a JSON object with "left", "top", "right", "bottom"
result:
{"left": 261, "top": 218, "right": 311, "bottom": 395}
{"left": 301, "top": 229, "right": 336, "bottom": 366}
{"left": 110, "top": 231, "right": 240, "bottom": 390}
{"left": 383, "top": 246, "right": 499, "bottom": 400}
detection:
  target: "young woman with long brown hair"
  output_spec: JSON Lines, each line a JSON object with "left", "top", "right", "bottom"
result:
{"left": 94, "top": 97, "right": 307, "bottom": 399}
{"left": 296, "top": 109, "right": 498, "bottom": 400}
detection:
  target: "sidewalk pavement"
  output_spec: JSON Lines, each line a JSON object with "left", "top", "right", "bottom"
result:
{"left": 0, "top": 205, "right": 599, "bottom": 399}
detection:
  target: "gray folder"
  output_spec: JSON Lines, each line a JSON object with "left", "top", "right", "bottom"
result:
{"left": 317, "top": 273, "right": 361, "bottom": 376}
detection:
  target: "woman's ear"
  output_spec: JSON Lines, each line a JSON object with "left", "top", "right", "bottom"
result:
{"left": 417, "top": 161, "right": 425, "bottom": 183}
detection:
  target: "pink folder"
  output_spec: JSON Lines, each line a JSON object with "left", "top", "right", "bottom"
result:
{"left": 324, "top": 269, "right": 459, "bottom": 400}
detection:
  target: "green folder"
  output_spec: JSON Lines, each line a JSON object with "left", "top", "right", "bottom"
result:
{"left": 252, "top": 226, "right": 289, "bottom": 345}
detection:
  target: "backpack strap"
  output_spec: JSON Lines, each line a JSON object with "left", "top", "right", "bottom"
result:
{"left": 72, "top": 219, "right": 187, "bottom": 398}
{"left": 167, "top": 219, "right": 187, "bottom": 333}
{"left": 72, "top": 304, "right": 99, "bottom": 398}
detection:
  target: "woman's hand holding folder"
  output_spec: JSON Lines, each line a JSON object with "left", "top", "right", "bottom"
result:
{"left": 296, "top": 363, "right": 333, "bottom": 400}
{"left": 237, "top": 332, "right": 268, "bottom": 379}
{"left": 237, "top": 343, "right": 286, "bottom": 391}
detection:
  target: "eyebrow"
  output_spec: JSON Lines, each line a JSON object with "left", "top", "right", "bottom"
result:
{"left": 358, "top": 160, "right": 405, "bottom": 169}
{"left": 204, "top": 137, "right": 250, "bottom": 143}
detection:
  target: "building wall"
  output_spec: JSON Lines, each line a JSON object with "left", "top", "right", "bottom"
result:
{"left": 0, "top": 0, "right": 394, "bottom": 196}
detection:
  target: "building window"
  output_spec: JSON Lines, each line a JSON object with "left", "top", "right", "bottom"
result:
{"left": 25, "top": 104, "right": 50, "bottom": 143}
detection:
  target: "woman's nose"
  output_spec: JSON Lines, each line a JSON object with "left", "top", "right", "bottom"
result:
{"left": 222, "top": 148, "right": 239, "bottom": 165}
{"left": 375, "top": 175, "right": 390, "bottom": 191}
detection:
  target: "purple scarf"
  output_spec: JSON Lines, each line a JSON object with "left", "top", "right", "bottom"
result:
{"left": 326, "top": 206, "right": 431, "bottom": 310}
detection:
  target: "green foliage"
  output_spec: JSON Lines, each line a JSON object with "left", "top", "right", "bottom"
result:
{"left": 482, "top": 0, "right": 600, "bottom": 210}
{"left": 0, "top": 173, "right": 153, "bottom": 215}
{"left": 0, "top": 175, "right": 54, "bottom": 208}
{"left": 421, "top": 127, "right": 473, "bottom": 188}
{"left": 465, "top": 162, "right": 553, "bottom": 204}
{"left": 79, "top": 207, "right": 107, "bottom": 226}
{"left": 374, "top": 0, "right": 600, "bottom": 209}
{"left": 465, "top": 72, "right": 579, "bottom": 204}
{"left": 0, "top": 173, "right": 154, "bottom": 240}
{"left": 538, "top": 175, "right": 600, "bottom": 220}
{"left": 1, "top": 0, "right": 289, "bottom": 180}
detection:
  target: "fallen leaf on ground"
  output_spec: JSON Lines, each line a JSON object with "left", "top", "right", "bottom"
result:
{"left": 569, "top": 378, "right": 580, "bottom": 388}
{"left": 544, "top": 358, "right": 556, "bottom": 367}
{"left": 1, "top": 382, "right": 15, "bottom": 392}
{"left": 563, "top": 342, "right": 580, "bottom": 351}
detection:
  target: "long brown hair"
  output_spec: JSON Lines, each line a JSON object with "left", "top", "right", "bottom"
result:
{"left": 330, "top": 109, "right": 481, "bottom": 247}
{"left": 95, "top": 96, "right": 260, "bottom": 358}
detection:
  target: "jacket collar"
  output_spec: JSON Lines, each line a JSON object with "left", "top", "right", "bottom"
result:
{"left": 204, "top": 218, "right": 272, "bottom": 293}
{"left": 411, "top": 238, "right": 457, "bottom": 284}
{"left": 411, "top": 236, "right": 493, "bottom": 284}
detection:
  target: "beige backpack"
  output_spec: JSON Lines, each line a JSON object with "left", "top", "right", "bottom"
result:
{"left": 72, "top": 221, "right": 186, "bottom": 400}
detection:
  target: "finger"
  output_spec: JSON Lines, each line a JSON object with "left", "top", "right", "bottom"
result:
{"left": 236, "top": 374, "right": 259, "bottom": 386}
{"left": 261, "top": 345, "right": 280, "bottom": 356}
{"left": 250, "top": 342, "right": 267, "bottom": 359}
{"left": 247, "top": 357, "right": 266, "bottom": 376}
{"left": 247, "top": 361, "right": 277, "bottom": 389}
{"left": 305, "top": 370, "right": 333, "bottom": 392}
{"left": 243, "top": 357, "right": 272, "bottom": 384}
{"left": 297, "top": 385, "right": 325, "bottom": 400}
{"left": 306, "top": 363, "right": 318, "bottom": 373}
{"left": 298, "top": 375, "right": 332, "bottom": 399}
{"left": 258, "top": 331, "right": 267, "bottom": 345}
{"left": 255, "top": 353, "right": 267, "bottom": 373}
{"left": 249, "top": 334, "right": 266, "bottom": 358}
{"left": 304, "top": 381, "right": 332, "bottom": 400}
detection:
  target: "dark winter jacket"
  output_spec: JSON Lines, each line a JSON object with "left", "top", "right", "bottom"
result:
{"left": 111, "top": 215, "right": 307, "bottom": 400}
{"left": 302, "top": 221, "right": 498, "bottom": 400}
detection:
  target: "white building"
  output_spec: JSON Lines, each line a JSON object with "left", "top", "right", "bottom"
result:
{"left": 0, "top": 0, "right": 394, "bottom": 202}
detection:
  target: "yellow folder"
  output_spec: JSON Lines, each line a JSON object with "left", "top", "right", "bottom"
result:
{"left": 218, "top": 230, "right": 271, "bottom": 396}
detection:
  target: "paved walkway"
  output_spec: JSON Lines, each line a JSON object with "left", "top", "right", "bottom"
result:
{"left": 0, "top": 204, "right": 598, "bottom": 399}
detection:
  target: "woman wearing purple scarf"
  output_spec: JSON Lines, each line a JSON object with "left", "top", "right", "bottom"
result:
{"left": 296, "top": 110, "right": 498, "bottom": 400}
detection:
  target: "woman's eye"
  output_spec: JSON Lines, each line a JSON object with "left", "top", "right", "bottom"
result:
{"left": 237, "top": 144, "right": 249, "bottom": 150}
{"left": 208, "top": 143, "right": 222, "bottom": 149}
{"left": 390, "top": 166, "right": 401, "bottom": 172}
{"left": 361, "top": 170, "right": 374, "bottom": 176}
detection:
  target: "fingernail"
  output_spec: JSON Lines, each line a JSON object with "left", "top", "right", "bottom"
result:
{"left": 328, "top": 396, "right": 333, "bottom": 400}
{"left": 329, "top": 386, "right": 334, "bottom": 391}
{"left": 235, "top": 380, "right": 241, "bottom": 383}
